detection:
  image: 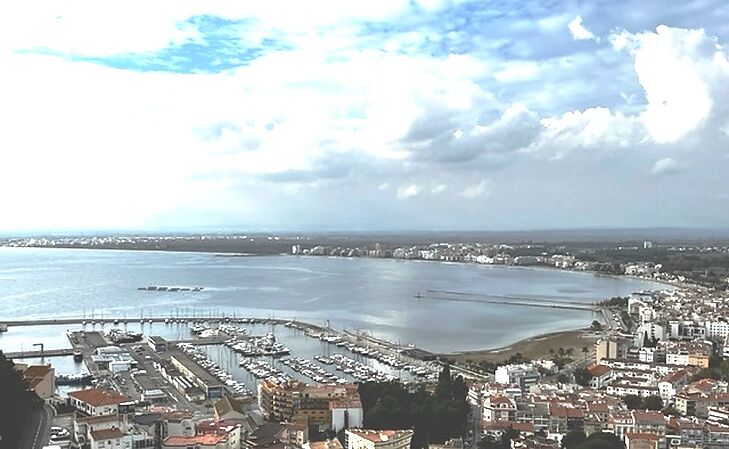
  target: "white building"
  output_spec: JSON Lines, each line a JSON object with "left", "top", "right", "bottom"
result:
{"left": 67, "top": 389, "right": 130, "bottom": 416}
{"left": 495, "top": 364, "right": 541, "bottom": 391}
{"left": 707, "top": 321, "right": 729, "bottom": 339}
{"left": 331, "top": 399, "right": 364, "bottom": 432}
{"left": 346, "top": 429, "right": 414, "bottom": 449}
{"left": 638, "top": 347, "right": 657, "bottom": 363}
{"left": 666, "top": 351, "right": 690, "bottom": 366}
{"left": 89, "top": 428, "right": 133, "bottom": 449}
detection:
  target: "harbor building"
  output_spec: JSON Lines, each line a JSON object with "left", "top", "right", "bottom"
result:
{"left": 148, "top": 336, "right": 169, "bottom": 352}
{"left": 169, "top": 348, "right": 225, "bottom": 399}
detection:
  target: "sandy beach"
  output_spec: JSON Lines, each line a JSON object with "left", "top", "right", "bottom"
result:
{"left": 442, "top": 328, "right": 600, "bottom": 364}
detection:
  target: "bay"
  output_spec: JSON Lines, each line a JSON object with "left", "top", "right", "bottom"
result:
{"left": 0, "top": 247, "right": 664, "bottom": 352}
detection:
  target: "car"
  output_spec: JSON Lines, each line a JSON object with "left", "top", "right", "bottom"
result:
{"left": 50, "top": 427, "right": 70, "bottom": 440}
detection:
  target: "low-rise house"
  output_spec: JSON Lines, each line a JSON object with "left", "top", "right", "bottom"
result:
{"left": 706, "top": 425, "right": 729, "bottom": 449}
{"left": 514, "top": 401, "right": 549, "bottom": 431}
{"left": 195, "top": 420, "right": 242, "bottom": 449}
{"left": 161, "top": 410, "right": 195, "bottom": 439}
{"left": 280, "top": 420, "right": 309, "bottom": 447}
{"left": 624, "top": 432, "right": 659, "bottom": 449}
{"left": 587, "top": 365, "right": 612, "bottom": 389}
{"left": 484, "top": 396, "right": 517, "bottom": 423}
{"left": 163, "top": 433, "right": 236, "bottom": 449}
{"left": 73, "top": 414, "right": 124, "bottom": 445}
{"left": 305, "top": 439, "right": 344, "bottom": 449}
{"left": 16, "top": 364, "right": 55, "bottom": 400}
{"left": 658, "top": 370, "right": 691, "bottom": 403}
{"left": 511, "top": 434, "right": 559, "bottom": 449}
{"left": 606, "top": 380, "right": 659, "bottom": 398}
{"left": 215, "top": 395, "right": 255, "bottom": 422}
{"left": 68, "top": 388, "right": 130, "bottom": 416}
{"left": 345, "top": 429, "right": 414, "bottom": 449}
{"left": 547, "top": 405, "right": 584, "bottom": 433}
{"left": 708, "top": 407, "right": 729, "bottom": 426}
{"left": 89, "top": 427, "right": 132, "bottom": 449}
{"left": 632, "top": 411, "right": 667, "bottom": 446}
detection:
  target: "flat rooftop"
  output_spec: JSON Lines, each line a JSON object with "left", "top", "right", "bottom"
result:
{"left": 167, "top": 348, "right": 223, "bottom": 388}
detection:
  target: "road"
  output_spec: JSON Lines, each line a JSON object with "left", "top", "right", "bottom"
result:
{"left": 19, "top": 403, "right": 54, "bottom": 449}
{"left": 465, "top": 402, "right": 482, "bottom": 449}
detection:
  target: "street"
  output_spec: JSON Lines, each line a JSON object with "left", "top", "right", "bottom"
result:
{"left": 19, "top": 403, "right": 54, "bottom": 449}
{"left": 466, "top": 402, "right": 482, "bottom": 449}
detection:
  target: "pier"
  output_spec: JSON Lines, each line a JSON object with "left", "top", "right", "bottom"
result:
{"left": 421, "top": 289, "right": 602, "bottom": 311}
{"left": 0, "top": 316, "right": 332, "bottom": 330}
{"left": 4, "top": 337, "right": 227, "bottom": 359}
{"left": 3, "top": 348, "right": 77, "bottom": 359}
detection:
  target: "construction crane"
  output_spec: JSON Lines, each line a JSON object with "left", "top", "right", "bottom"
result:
{"left": 33, "top": 343, "right": 44, "bottom": 362}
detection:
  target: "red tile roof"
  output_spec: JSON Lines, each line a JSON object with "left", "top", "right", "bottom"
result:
{"left": 625, "top": 433, "right": 659, "bottom": 441}
{"left": 68, "top": 388, "right": 129, "bottom": 407}
{"left": 632, "top": 411, "right": 666, "bottom": 425}
{"left": 90, "top": 427, "right": 124, "bottom": 441}
{"left": 549, "top": 405, "right": 583, "bottom": 418}
{"left": 588, "top": 365, "right": 611, "bottom": 377}
{"left": 347, "top": 429, "right": 414, "bottom": 443}
{"left": 483, "top": 421, "right": 535, "bottom": 433}
{"left": 164, "top": 434, "right": 227, "bottom": 446}
{"left": 660, "top": 369, "right": 688, "bottom": 384}
{"left": 79, "top": 414, "right": 121, "bottom": 425}
{"left": 309, "top": 439, "right": 345, "bottom": 449}
{"left": 23, "top": 365, "right": 53, "bottom": 379}
{"left": 586, "top": 402, "right": 610, "bottom": 413}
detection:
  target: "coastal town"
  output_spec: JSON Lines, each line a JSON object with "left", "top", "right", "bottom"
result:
{"left": 2, "top": 235, "right": 729, "bottom": 449}
{"left": 4, "top": 0, "right": 729, "bottom": 448}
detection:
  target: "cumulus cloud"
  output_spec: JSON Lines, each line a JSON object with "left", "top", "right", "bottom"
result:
{"left": 611, "top": 25, "right": 729, "bottom": 144}
{"left": 568, "top": 15, "right": 595, "bottom": 41}
{"left": 461, "top": 180, "right": 491, "bottom": 199}
{"left": 651, "top": 157, "right": 681, "bottom": 176}
{"left": 2, "top": 2, "right": 729, "bottom": 231}
{"left": 396, "top": 184, "right": 420, "bottom": 199}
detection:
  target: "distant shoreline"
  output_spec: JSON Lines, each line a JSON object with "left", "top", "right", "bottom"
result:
{"left": 1, "top": 244, "right": 673, "bottom": 288}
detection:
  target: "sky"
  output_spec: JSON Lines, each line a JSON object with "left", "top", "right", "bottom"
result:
{"left": 1, "top": 1, "right": 729, "bottom": 233}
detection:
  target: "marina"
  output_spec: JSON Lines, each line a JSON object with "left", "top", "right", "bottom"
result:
{"left": 1, "top": 314, "right": 443, "bottom": 401}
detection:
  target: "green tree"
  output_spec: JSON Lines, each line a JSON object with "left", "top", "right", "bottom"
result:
{"left": 479, "top": 426, "right": 519, "bottom": 449}
{"left": 0, "top": 351, "right": 39, "bottom": 448}
{"left": 573, "top": 368, "right": 592, "bottom": 387}
{"left": 642, "top": 395, "right": 663, "bottom": 411}
{"left": 575, "top": 432, "right": 624, "bottom": 449}
{"left": 360, "top": 366, "right": 469, "bottom": 449}
{"left": 623, "top": 394, "right": 642, "bottom": 410}
{"left": 562, "top": 430, "right": 587, "bottom": 449}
